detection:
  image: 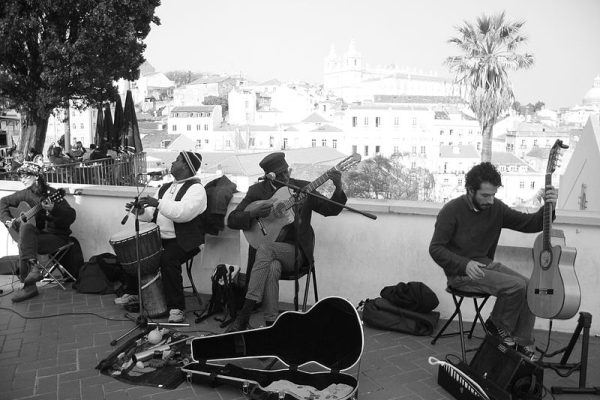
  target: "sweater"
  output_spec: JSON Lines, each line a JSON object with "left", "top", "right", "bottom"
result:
{"left": 429, "top": 194, "right": 548, "bottom": 277}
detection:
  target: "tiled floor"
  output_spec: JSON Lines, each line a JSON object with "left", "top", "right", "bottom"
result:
{"left": 1, "top": 277, "right": 599, "bottom": 400}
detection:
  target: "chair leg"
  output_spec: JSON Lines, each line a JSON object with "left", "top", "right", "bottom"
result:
{"left": 455, "top": 295, "right": 467, "bottom": 361}
{"left": 301, "top": 267, "right": 312, "bottom": 312}
{"left": 469, "top": 296, "right": 490, "bottom": 338}
{"left": 185, "top": 257, "right": 203, "bottom": 307}
{"left": 293, "top": 277, "right": 299, "bottom": 311}
{"left": 431, "top": 295, "right": 464, "bottom": 344}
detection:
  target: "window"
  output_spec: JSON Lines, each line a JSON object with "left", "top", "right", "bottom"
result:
{"left": 204, "top": 124, "right": 209, "bottom": 131}
{"left": 244, "top": 100, "right": 249, "bottom": 109}
{"left": 72, "top": 123, "right": 76, "bottom": 130}
{"left": 196, "top": 140, "right": 202, "bottom": 149}
{"left": 411, "top": 161, "right": 416, "bottom": 169}
{"left": 196, "top": 124, "right": 201, "bottom": 131}
{"left": 476, "top": 142, "right": 481, "bottom": 151}
{"left": 394, "top": 116, "right": 400, "bottom": 126}
{"left": 449, "top": 129, "right": 454, "bottom": 136}
{"left": 187, "top": 124, "right": 191, "bottom": 131}
{"left": 412, "top": 117, "right": 417, "bottom": 126}
{"left": 332, "top": 139, "right": 337, "bottom": 149}
{"left": 352, "top": 116, "right": 357, "bottom": 127}
{"left": 530, "top": 181, "right": 536, "bottom": 189}
{"left": 322, "top": 139, "right": 327, "bottom": 147}
{"left": 443, "top": 178, "right": 449, "bottom": 183}
{"left": 458, "top": 178, "right": 463, "bottom": 186}
{"left": 172, "top": 125, "right": 177, "bottom": 131}
{"left": 269, "top": 136, "right": 274, "bottom": 148}
{"left": 249, "top": 137, "right": 255, "bottom": 147}
{"left": 364, "top": 145, "right": 369, "bottom": 156}
{"left": 205, "top": 139, "right": 209, "bottom": 144}
{"left": 499, "top": 165, "right": 506, "bottom": 172}
{"left": 375, "top": 117, "right": 381, "bottom": 127}
{"left": 533, "top": 139, "right": 538, "bottom": 147}
{"left": 393, "top": 146, "right": 399, "bottom": 154}
{"left": 311, "top": 139, "right": 316, "bottom": 147}
{"left": 283, "top": 138, "right": 288, "bottom": 149}
{"left": 225, "top": 140, "right": 231, "bottom": 147}
{"left": 411, "top": 146, "right": 417, "bottom": 154}
{"left": 363, "top": 117, "right": 369, "bottom": 126}
{"left": 80, "top": 123, "right": 84, "bottom": 129}
{"left": 352, "top": 145, "right": 357, "bottom": 154}
{"left": 420, "top": 146, "right": 426, "bottom": 154}
{"left": 519, "top": 181, "right": 525, "bottom": 189}
{"left": 440, "top": 130, "right": 444, "bottom": 135}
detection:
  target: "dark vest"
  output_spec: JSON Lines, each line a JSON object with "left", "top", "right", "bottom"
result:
{"left": 154, "top": 179, "right": 205, "bottom": 252}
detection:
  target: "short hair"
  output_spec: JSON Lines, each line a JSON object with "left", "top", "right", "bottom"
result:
{"left": 465, "top": 162, "right": 502, "bottom": 192}
{"left": 90, "top": 144, "right": 97, "bottom": 150}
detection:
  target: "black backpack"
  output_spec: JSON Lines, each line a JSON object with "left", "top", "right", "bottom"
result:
{"left": 195, "top": 264, "right": 244, "bottom": 326}
{"left": 361, "top": 297, "right": 440, "bottom": 336}
{"left": 72, "top": 253, "right": 123, "bottom": 294}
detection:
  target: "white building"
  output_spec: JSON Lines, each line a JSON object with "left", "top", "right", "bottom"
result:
{"left": 173, "top": 76, "right": 238, "bottom": 106}
{"left": 167, "top": 105, "right": 222, "bottom": 135}
{"left": 323, "top": 41, "right": 461, "bottom": 102}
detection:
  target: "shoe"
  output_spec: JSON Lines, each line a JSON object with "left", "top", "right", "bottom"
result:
{"left": 168, "top": 309, "right": 185, "bottom": 323}
{"left": 12, "top": 285, "right": 39, "bottom": 303}
{"left": 517, "top": 344, "right": 538, "bottom": 362}
{"left": 23, "top": 261, "right": 43, "bottom": 285}
{"left": 485, "top": 319, "right": 516, "bottom": 347}
{"left": 114, "top": 294, "right": 139, "bottom": 305}
{"left": 225, "top": 314, "right": 250, "bottom": 333}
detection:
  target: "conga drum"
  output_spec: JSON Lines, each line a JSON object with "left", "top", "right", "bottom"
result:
{"left": 140, "top": 272, "right": 168, "bottom": 318}
{"left": 109, "top": 223, "right": 162, "bottom": 276}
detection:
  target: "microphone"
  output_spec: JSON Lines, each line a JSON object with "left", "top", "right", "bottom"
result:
{"left": 139, "top": 171, "right": 164, "bottom": 177}
{"left": 121, "top": 213, "right": 130, "bottom": 225}
{"left": 258, "top": 172, "right": 276, "bottom": 181}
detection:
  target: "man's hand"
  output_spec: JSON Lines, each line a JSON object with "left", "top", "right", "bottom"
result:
{"left": 328, "top": 170, "right": 342, "bottom": 189}
{"left": 544, "top": 185, "right": 558, "bottom": 210}
{"left": 138, "top": 196, "right": 159, "bottom": 209}
{"left": 465, "top": 260, "right": 486, "bottom": 280}
{"left": 41, "top": 199, "right": 54, "bottom": 212}
{"left": 4, "top": 219, "right": 13, "bottom": 229}
{"left": 250, "top": 202, "right": 272, "bottom": 218}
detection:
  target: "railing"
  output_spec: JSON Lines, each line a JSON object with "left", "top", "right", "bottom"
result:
{"left": 1, "top": 152, "right": 146, "bottom": 186}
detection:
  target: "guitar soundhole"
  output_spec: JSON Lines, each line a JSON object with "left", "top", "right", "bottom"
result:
{"left": 539, "top": 250, "right": 552, "bottom": 270}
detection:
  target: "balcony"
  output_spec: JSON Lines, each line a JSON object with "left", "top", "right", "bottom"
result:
{"left": 1, "top": 182, "right": 599, "bottom": 399}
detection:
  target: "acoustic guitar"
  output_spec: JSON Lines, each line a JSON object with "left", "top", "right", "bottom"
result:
{"left": 527, "top": 140, "right": 580, "bottom": 319}
{"left": 5, "top": 189, "right": 66, "bottom": 242}
{"left": 243, "top": 153, "right": 361, "bottom": 249}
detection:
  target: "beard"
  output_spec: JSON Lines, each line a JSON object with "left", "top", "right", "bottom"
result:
{"left": 472, "top": 193, "right": 492, "bottom": 211}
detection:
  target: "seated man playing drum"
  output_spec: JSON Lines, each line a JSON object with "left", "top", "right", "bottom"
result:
{"left": 126, "top": 151, "right": 207, "bottom": 323}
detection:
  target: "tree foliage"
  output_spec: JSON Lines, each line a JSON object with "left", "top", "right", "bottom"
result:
{"left": 165, "top": 70, "right": 204, "bottom": 87}
{"left": 203, "top": 95, "right": 228, "bottom": 117}
{"left": 0, "top": 0, "right": 161, "bottom": 152}
{"left": 446, "top": 12, "right": 533, "bottom": 162}
{"left": 344, "top": 154, "right": 434, "bottom": 201}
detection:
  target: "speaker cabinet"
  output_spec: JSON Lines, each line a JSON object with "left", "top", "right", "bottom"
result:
{"left": 470, "top": 335, "right": 543, "bottom": 399}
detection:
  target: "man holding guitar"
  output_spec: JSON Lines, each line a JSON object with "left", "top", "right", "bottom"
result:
{"left": 0, "top": 162, "right": 76, "bottom": 302}
{"left": 429, "top": 162, "right": 557, "bottom": 360}
{"left": 226, "top": 152, "right": 349, "bottom": 331}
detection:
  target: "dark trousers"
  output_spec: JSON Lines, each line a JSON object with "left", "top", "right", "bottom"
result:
{"left": 160, "top": 239, "right": 189, "bottom": 311}
{"left": 18, "top": 223, "right": 69, "bottom": 281}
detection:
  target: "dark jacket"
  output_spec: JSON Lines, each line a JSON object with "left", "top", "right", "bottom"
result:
{"left": 227, "top": 177, "right": 347, "bottom": 272}
{"left": 0, "top": 185, "right": 76, "bottom": 236}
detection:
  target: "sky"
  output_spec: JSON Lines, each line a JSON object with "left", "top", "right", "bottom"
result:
{"left": 143, "top": 0, "right": 600, "bottom": 109}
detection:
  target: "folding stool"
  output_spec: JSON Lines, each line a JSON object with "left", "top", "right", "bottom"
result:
{"left": 38, "top": 241, "right": 76, "bottom": 290}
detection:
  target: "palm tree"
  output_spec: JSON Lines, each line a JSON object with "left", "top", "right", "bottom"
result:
{"left": 446, "top": 12, "right": 534, "bottom": 162}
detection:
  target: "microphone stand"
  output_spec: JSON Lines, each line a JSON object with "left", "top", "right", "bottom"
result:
{"left": 111, "top": 175, "right": 188, "bottom": 346}
{"left": 267, "top": 176, "right": 376, "bottom": 311}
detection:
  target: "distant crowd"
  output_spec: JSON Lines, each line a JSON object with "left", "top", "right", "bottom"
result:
{"left": 0, "top": 141, "right": 133, "bottom": 174}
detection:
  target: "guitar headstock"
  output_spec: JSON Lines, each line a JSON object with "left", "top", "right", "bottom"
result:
{"left": 547, "top": 139, "right": 569, "bottom": 174}
{"left": 47, "top": 188, "right": 66, "bottom": 203}
{"left": 335, "top": 153, "right": 362, "bottom": 172}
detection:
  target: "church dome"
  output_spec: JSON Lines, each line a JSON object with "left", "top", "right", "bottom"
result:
{"left": 583, "top": 75, "right": 600, "bottom": 106}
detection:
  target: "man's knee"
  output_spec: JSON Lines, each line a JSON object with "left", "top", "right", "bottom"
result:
{"left": 255, "top": 243, "right": 276, "bottom": 261}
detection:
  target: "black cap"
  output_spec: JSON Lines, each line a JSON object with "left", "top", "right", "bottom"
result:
{"left": 259, "top": 152, "right": 288, "bottom": 174}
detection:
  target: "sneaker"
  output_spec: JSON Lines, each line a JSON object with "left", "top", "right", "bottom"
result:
{"left": 23, "top": 261, "right": 43, "bottom": 286}
{"left": 168, "top": 309, "right": 185, "bottom": 323}
{"left": 517, "top": 344, "right": 538, "bottom": 362}
{"left": 485, "top": 319, "right": 516, "bottom": 347}
{"left": 114, "top": 294, "right": 139, "bottom": 305}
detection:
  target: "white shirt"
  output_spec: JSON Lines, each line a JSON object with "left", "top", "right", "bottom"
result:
{"left": 140, "top": 177, "right": 207, "bottom": 239}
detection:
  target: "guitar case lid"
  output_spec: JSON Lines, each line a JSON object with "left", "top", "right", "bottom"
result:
{"left": 189, "top": 296, "right": 364, "bottom": 372}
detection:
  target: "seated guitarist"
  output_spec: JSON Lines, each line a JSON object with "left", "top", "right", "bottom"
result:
{"left": 429, "top": 162, "right": 557, "bottom": 360}
{"left": 226, "top": 152, "right": 347, "bottom": 331}
{"left": 0, "top": 162, "right": 76, "bottom": 302}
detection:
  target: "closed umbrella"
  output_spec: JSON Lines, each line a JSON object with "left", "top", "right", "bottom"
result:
{"left": 94, "top": 105, "right": 104, "bottom": 146}
{"left": 103, "top": 104, "right": 114, "bottom": 148}
{"left": 113, "top": 96, "right": 124, "bottom": 150}
{"left": 122, "top": 90, "right": 143, "bottom": 152}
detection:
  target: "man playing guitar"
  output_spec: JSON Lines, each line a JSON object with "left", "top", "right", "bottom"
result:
{"left": 0, "top": 162, "right": 76, "bottom": 302}
{"left": 226, "top": 152, "right": 347, "bottom": 331}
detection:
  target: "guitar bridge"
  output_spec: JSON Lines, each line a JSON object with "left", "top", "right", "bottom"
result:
{"left": 534, "top": 288, "right": 554, "bottom": 295}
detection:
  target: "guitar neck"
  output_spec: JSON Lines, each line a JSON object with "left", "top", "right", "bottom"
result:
{"left": 281, "top": 168, "right": 335, "bottom": 210}
{"left": 542, "top": 172, "right": 552, "bottom": 251}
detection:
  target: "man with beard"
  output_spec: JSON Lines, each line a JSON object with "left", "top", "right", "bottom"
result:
{"left": 429, "top": 162, "right": 557, "bottom": 360}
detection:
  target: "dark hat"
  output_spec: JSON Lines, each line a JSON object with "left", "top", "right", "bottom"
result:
{"left": 180, "top": 151, "right": 203, "bottom": 174}
{"left": 259, "top": 152, "right": 288, "bottom": 174}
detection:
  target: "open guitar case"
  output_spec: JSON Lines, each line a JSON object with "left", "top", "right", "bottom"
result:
{"left": 182, "top": 296, "right": 364, "bottom": 400}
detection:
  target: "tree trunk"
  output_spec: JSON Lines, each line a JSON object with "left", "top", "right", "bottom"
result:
{"left": 480, "top": 123, "right": 494, "bottom": 162}
{"left": 18, "top": 113, "right": 49, "bottom": 155}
